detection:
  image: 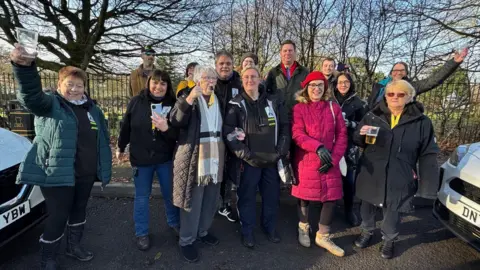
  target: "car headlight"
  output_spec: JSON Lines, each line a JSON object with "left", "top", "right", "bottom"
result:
{"left": 449, "top": 144, "right": 470, "bottom": 166}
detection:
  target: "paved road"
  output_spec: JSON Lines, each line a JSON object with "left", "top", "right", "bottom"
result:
{"left": 1, "top": 197, "right": 479, "bottom": 270}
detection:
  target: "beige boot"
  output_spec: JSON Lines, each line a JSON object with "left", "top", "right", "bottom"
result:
{"left": 315, "top": 232, "right": 345, "bottom": 257}
{"left": 298, "top": 222, "right": 311, "bottom": 247}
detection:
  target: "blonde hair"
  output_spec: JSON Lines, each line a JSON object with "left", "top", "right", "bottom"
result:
{"left": 385, "top": 80, "right": 416, "bottom": 103}
{"left": 241, "top": 65, "right": 261, "bottom": 77}
{"left": 295, "top": 85, "right": 331, "bottom": 104}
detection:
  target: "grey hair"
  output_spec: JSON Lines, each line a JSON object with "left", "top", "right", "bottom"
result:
{"left": 214, "top": 50, "right": 234, "bottom": 63}
{"left": 193, "top": 65, "right": 217, "bottom": 83}
{"left": 385, "top": 80, "right": 416, "bottom": 103}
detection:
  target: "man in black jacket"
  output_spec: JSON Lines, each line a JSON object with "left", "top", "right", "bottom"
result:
{"left": 214, "top": 50, "right": 242, "bottom": 223}
{"left": 265, "top": 40, "right": 309, "bottom": 122}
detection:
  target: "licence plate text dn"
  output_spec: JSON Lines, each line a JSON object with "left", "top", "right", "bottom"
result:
{"left": 462, "top": 205, "right": 480, "bottom": 226}
{"left": 0, "top": 201, "right": 31, "bottom": 229}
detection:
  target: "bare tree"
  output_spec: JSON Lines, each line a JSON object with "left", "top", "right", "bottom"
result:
{"left": 0, "top": 0, "right": 220, "bottom": 72}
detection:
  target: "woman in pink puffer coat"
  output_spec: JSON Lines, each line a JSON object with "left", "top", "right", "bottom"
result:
{"left": 291, "top": 71, "right": 348, "bottom": 257}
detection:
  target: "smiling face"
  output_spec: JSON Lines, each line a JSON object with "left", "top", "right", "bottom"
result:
{"left": 149, "top": 78, "right": 168, "bottom": 97}
{"left": 307, "top": 80, "right": 325, "bottom": 102}
{"left": 337, "top": 75, "right": 351, "bottom": 95}
{"left": 280, "top": 44, "right": 296, "bottom": 66}
{"left": 242, "top": 68, "right": 260, "bottom": 94}
{"left": 215, "top": 55, "right": 233, "bottom": 80}
{"left": 58, "top": 75, "right": 85, "bottom": 101}
{"left": 322, "top": 60, "right": 335, "bottom": 77}
{"left": 199, "top": 71, "right": 217, "bottom": 95}
{"left": 391, "top": 63, "right": 407, "bottom": 81}
{"left": 242, "top": 57, "right": 255, "bottom": 69}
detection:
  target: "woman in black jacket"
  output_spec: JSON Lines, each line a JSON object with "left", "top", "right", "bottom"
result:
{"left": 352, "top": 80, "right": 439, "bottom": 259}
{"left": 223, "top": 66, "right": 290, "bottom": 249}
{"left": 117, "top": 70, "right": 179, "bottom": 251}
{"left": 332, "top": 72, "right": 368, "bottom": 227}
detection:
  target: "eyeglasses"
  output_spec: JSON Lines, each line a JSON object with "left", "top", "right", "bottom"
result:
{"left": 392, "top": 69, "right": 406, "bottom": 73}
{"left": 242, "top": 75, "right": 258, "bottom": 81}
{"left": 308, "top": 83, "right": 324, "bottom": 89}
{"left": 201, "top": 76, "right": 217, "bottom": 81}
{"left": 386, "top": 92, "right": 406, "bottom": 98}
{"left": 337, "top": 81, "right": 350, "bottom": 85}
{"left": 143, "top": 52, "right": 155, "bottom": 56}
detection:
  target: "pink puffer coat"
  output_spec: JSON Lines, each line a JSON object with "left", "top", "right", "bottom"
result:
{"left": 291, "top": 100, "right": 348, "bottom": 202}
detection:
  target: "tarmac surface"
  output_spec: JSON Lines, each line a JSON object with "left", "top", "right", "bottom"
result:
{"left": 1, "top": 197, "right": 479, "bottom": 270}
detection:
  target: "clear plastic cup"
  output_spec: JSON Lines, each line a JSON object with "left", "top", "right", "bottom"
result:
{"left": 16, "top": 28, "right": 38, "bottom": 58}
{"left": 365, "top": 126, "right": 380, "bottom": 144}
{"left": 227, "top": 128, "right": 245, "bottom": 141}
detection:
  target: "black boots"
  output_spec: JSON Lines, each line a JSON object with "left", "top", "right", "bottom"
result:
{"left": 65, "top": 224, "right": 94, "bottom": 261}
{"left": 40, "top": 236, "right": 61, "bottom": 270}
{"left": 354, "top": 231, "right": 373, "bottom": 248}
{"left": 380, "top": 239, "right": 395, "bottom": 259}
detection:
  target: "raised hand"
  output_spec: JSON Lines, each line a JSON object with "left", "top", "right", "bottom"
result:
{"left": 10, "top": 43, "right": 36, "bottom": 66}
{"left": 453, "top": 47, "right": 468, "bottom": 63}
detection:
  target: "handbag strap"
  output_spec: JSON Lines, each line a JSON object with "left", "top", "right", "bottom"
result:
{"left": 329, "top": 101, "right": 336, "bottom": 143}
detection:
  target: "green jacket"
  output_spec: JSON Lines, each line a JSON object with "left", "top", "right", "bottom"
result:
{"left": 13, "top": 63, "right": 112, "bottom": 187}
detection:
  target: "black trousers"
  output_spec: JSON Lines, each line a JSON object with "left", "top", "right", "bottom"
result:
{"left": 237, "top": 164, "right": 280, "bottom": 236}
{"left": 40, "top": 176, "right": 96, "bottom": 241}
{"left": 360, "top": 200, "right": 401, "bottom": 241}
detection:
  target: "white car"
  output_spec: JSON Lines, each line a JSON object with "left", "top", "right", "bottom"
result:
{"left": 0, "top": 128, "right": 46, "bottom": 247}
{"left": 434, "top": 142, "right": 480, "bottom": 251}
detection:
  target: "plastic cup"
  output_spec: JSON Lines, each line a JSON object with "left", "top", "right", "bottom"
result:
{"left": 16, "top": 28, "right": 38, "bottom": 58}
{"left": 365, "top": 126, "right": 380, "bottom": 144}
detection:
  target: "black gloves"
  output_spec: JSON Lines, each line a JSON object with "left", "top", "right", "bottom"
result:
{"left": 316, "top": 146, "right": 332, "bottom": 165}
{"left": 317, "top": 146, "right": 333, "bottom": 174}
{"left": 318, "top": 162, "right": 333, "bottom": 173}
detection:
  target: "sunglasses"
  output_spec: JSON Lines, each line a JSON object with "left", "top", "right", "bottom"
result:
{"left": 386, "top": 92, "right": 406, "bottom": 98}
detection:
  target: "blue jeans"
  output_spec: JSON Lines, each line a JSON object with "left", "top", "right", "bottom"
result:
{"left": 133, "top": 161, "right": 179, "bottom": 236}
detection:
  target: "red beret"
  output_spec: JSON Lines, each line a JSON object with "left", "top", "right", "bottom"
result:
{"left": 301, "top": 71, "right": 328, "bottom": 90}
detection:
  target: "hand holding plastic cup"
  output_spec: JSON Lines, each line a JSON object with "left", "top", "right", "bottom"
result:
{"left": 365, "top": 126, "right": 380, "bottom": 144}
{"left": 16, "top": 28, "right": 38, "bottom": 59}
{"left": 227, "top": 127, "right": 245, "bottom": 141}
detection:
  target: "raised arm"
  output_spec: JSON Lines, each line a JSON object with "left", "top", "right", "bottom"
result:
{"left": 10, "top": 44, "right": 53, "bottom": 117}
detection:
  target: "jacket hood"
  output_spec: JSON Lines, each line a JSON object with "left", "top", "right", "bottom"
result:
{"left": 373, "top": 99, "right": 425, "bottom": 122}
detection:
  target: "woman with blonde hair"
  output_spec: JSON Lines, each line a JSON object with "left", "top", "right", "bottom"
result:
{"left": 353, "top": 80, "right": 439, "bottom": 259}
{"left": 223, "top": 65, "right": 290, "bottom": 248}
{"left": 291, "top": 71, "right": 348, "bottom": 257}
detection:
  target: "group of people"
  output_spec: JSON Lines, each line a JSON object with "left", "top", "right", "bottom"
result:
{"left": 9, "top": 39, "right": 467, "bottom": 269}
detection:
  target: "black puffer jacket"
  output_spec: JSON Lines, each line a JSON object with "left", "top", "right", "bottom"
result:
{"left": 223, "top": 88, "right": 290, "bottom": 184}
{"left": 118, "top": 88, "right": 177, "bottom": 166}
{"left": 332, "top": 87, "right": 368, "bottom": 167}
{"left": 353, "top": 100, "right": 439, "bottom": 212}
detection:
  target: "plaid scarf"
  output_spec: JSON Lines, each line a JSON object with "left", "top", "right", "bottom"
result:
{"left": 197, "top": 94, "right": 225, "bottom": 186}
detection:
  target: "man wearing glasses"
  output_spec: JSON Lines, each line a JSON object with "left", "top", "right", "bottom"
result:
{"left": 367, "top": 48, "right": 468, "bottom": 109}
{"left": 130, "top": 45, "right": 157, "bottom": 97}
